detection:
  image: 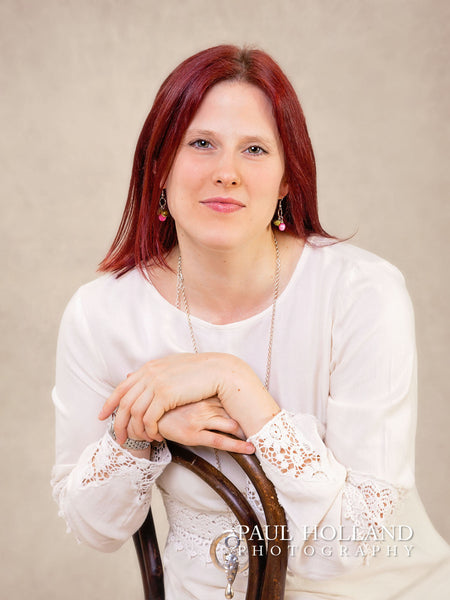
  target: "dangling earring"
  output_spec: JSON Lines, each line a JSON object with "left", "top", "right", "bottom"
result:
{"left": 158, "top": 189, "right": 169, "bottom": 222}
{"left": 273, "top": 197, "right": 286, "bottom": 231}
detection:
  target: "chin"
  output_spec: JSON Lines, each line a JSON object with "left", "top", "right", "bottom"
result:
{"left": 201, "top": 234, "right": 245, "bottom": 252}
{"left": 176, "top": 214, "right": 271, "bottom": 252}
{"left": 189, "top": 227, "right": 248, "bottom": 252}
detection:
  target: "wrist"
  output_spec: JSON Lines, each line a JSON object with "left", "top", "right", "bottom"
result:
{"left": 126, "top": 446, "right": 152, "bottom": 460}
{"left": 217, "top": 354, "right": 281, "bottom": 437}
{"left": 242, "top": 402, "right": 281, "bottom": 438}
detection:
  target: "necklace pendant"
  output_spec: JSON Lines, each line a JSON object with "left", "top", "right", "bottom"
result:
{"left": 210, "top": 530, "right": 249, "bottom": 598}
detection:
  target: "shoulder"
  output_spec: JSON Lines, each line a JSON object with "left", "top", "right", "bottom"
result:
{"left": 61, "top": 269, "right": 147, "bottom": 334}
{"left": 305, "top": 236, "right": 414, "bottom": 323}
{"left": 77, "top": 268, "right": 143, "bottom": 305}
{"left": 307, "top": 235, "right": 407, "bottom": 291}
{"left": 307, "top": 235, "right": 403, "bottom": 279}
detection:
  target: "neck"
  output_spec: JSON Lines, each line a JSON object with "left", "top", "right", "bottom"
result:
{"left": 173, "top": 228, "right": 279, "bottom": 325}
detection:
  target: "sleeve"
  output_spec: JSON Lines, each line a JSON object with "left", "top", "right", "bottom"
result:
{"left": 50, "top": 287, "right": 171, "bottom": 552}
{"left": 247, "top": 260, "right": 417, "bottom": 579}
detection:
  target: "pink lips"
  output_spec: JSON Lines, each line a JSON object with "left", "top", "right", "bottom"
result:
{"left": 200, "top": 197, "right": 245, "bottom": 214}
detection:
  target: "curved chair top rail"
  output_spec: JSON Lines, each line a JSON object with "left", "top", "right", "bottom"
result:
{"left": 228, "top": 450, "right": 289, "bottom": 598}
{"left": 133, "top": 442, "right": 288, "bottom": 600}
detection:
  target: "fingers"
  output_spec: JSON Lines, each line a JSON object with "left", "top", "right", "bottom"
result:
{"left": 115, "top": 390, "right": 165, "bottom": 445}
{"left": 129, "top": 395, "right": 165, "bottom": 443}
{"left": 198, "top": 431, "right": 255, "bottom": 454}
{"left": 127, "top": 414, "right": 164, "bottom": 444}
{"left": 141, "top": 387, "right": 199, "bottom": 439}
{"left": 112, "top": 382, "right": 148, "bottom": 444}
{"left": 152, "top": 399, "right": 255, "bottom": 451}
{"left": 142, "top": 401, "right": 167, "bottom": 440}
{"left": 98, "top": 373, "right": 138, "bottom": 420}
{"left": 205, "top": 415, "right": 244, "bottom": 439}
{"left": 128, "top": 388, "right": 155, "bottom": 441}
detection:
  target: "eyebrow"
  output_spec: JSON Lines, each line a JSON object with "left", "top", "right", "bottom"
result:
{"left": 184, "top": 128, "right": 276, "bottom": 150}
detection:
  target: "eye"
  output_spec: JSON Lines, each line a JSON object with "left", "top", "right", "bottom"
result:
{"left": 190, "top": 139, "right": 213, "bottom": 149}
{"left": 246, "top": 145, "right": 267, "bottom": 155}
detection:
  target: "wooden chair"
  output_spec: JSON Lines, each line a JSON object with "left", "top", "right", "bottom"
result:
{"left": 133, "top": 441, "right": 289, "bottom": 600}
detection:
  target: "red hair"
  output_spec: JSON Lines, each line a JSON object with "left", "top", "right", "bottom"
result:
{"left": 99, "top": 45, "right": 331, "bottom": 277}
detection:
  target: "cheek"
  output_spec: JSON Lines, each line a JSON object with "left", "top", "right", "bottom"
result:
{"left": 166, "top": 160, "right": 204, "bottom": 202}
{"left": 176, "top": 152, "right": 209, "bottom": 181}
{"left": 252, "top": 167, "right": 285, "bottom": 198}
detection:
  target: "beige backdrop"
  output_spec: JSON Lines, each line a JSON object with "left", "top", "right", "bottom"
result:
{"left": 1, "top": 1, "right": 448, "bottom": 598}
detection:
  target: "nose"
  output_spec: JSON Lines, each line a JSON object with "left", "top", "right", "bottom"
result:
{"left": 215, "top": 174, "right": 240, "bottom": 186}
{"left": 213, "top": 153, "right": 241, "bottom": 187}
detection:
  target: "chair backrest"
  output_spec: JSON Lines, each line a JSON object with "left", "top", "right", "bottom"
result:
{"left": 133, "top": 441, "right": 289, "bottom": 600}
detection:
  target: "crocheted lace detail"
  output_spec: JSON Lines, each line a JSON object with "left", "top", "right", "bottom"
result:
{"left": 162, "top": 476, "right": 266, "bottom": 565}
{"left": 150, "top": 440, "right": 170, "bottom": 463}
{"left": 342, "top": 471, "right": 406, "bottom": 536}
{"left": 79, "top": 433, "right": 169, "bottom": 501}
{"left": 250, "top": 410, "right": 328, "bottom": 480}
{"left": 163, "top": 494, "right": 241, "bottom": 563}
{"left": 245, "top": 476, "right": 265, "bottom": 522}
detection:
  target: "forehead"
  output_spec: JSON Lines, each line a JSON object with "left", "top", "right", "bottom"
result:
{"left": 187, "top": 81, "right": 279, "bottom": 138}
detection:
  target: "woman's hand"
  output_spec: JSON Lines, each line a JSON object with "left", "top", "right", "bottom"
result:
{"left": 157, "top": 398, "right": 255, "bottom": 453}
{"left": 98, "top": 352, "right": 280, "bottom": 443}
{"left": 99, "top": 353, "right": 224, "bottom": 444}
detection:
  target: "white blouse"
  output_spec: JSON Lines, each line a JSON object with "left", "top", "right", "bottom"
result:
{"left": 51, "top": 237, "right": 450, "bottom": 599}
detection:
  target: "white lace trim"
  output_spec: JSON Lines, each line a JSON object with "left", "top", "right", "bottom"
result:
{"left": 150, "top": 440, "right": 171, "bottom": 463}
{"left": 342, "top": 471, "right": 406, "bottom": 537}
{"left": 163, "top": 494, "right": 239, "bottom": 562}
{"left": 249, "top": 410, "right": 328, "bottom": 481}
{"left": 79, "top": 433, "right": 170, "bottom": 502}
{"left": 244, "top": 476, "right": 265, "bottom": 522}
{"left": 162, "top": 476, "right": 267, "bottom": 565}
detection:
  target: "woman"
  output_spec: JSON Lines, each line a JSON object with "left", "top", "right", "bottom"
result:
{"left": 51, "top": 45, "right": 449, "bottom": 598}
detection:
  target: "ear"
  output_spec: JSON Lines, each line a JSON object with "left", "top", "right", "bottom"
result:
{"left": 278, "top": 179, "right": 288, "bottom": 199}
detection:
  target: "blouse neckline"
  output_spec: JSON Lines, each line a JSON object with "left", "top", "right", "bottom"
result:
{"left": 142, "top": 240, "right": 312, "bottom": 331}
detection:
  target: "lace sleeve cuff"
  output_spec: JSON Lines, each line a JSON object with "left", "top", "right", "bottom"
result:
{"left": 247, "top": 410, "right": 331, "bottom": 482}
{"left": 342, "top": 470, "right": 406, "bottom": 536}
{"left": 51, "top": 431, "right": 172, "bottom": 550}
{"left": 77, "top": 431, "right": 171, "bottom": 501}
{"left": 247, "top": 411, "right": 406, "bottom": 537}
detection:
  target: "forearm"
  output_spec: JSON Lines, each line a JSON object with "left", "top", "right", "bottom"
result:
{"left": 214, "top": 353, "right": 282, "bottom": 436}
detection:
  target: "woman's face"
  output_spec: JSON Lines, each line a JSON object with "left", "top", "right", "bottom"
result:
{"left": 164, "top": 80, "right": 288, "bottom": 252}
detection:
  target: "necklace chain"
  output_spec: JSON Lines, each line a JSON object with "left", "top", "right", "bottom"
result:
{"left": 176, "top": 234, "right": 280, "bottom": 389}
{"left": 176, "top": 233, "right": 281, "bottom": 470}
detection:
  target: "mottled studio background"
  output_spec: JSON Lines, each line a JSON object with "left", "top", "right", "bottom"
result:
{"left": 1, "top": 1, "right": 448, "bottom": 598}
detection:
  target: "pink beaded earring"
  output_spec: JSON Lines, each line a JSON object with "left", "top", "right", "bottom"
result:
{"left": 273, "top": 197, "right": 286, "bottom": 231}
{"left": 158, "top": 189, "right": 169, "bottom": 222}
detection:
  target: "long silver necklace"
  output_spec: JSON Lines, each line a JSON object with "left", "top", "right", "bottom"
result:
{"left": 175, "top": 233, "right": 281, "bottom": 599}
{"left": 176, "top": 232, "right": 280, "bottom": 391}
